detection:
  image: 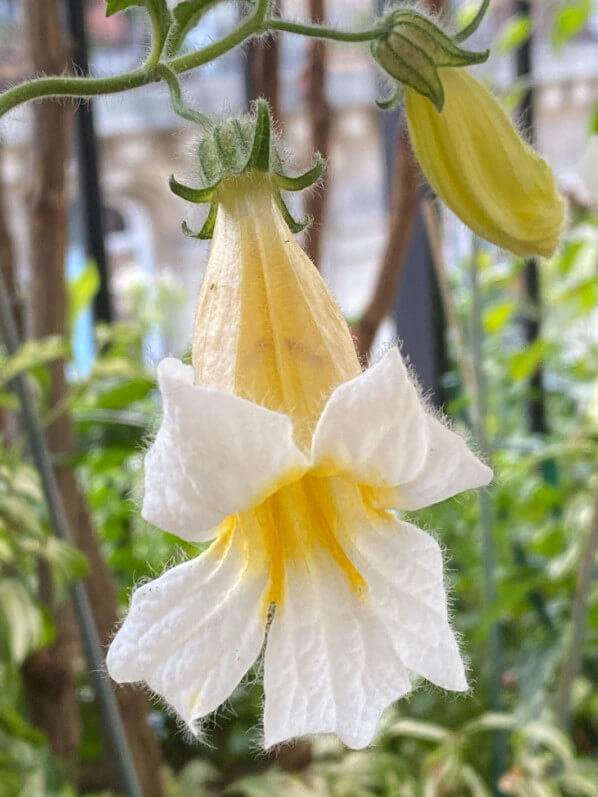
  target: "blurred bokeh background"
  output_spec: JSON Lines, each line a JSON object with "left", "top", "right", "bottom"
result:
{"left": 1, "top": 0, "right": 598, "bottom": 795}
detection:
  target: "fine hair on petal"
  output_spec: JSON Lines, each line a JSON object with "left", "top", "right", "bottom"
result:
{"left": 370, "top": 335, "right": 434, "bottom": 411}
{"left": 410, "top": 517, "right": 472, "bottom": 686}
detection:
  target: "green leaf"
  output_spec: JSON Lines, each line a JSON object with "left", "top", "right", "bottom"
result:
{"left": 166, "top": 0, "right": 222, "bottom": 56}
{"left": 0, "top": 489, "right": 45, "bottom": 544}
{"left": 0, "top": 391, "right": 19, "bottom": 410}
{"left": 561, "top": 767, "right": 598, "bottom": 797}
{"left": 520, "top": 721, "right": 575, "bottom": 763}
{"left": 90, "top": 356, "right": 149, "bottom": 380}
{"left": 551, "top": 0, "right": 591, "bottom": 49}
{"left": 94, "top": 378, "right": 155, "bottom": 409}
{"left": 0, "top": 336, "right": 67, "bottom": 387}
{"left": 106, "top": 0, "right": 166, "bottom": 18}
{"left": 509, "top": 340, "right": 548, "bottom": 381}
{"left": 386, "top": 718, "right": 450, "bottom": 743}
{"left": 105, "top": 0, "right": 171, "bottom": 54}
{"left": 105, "top": 0, "right": 133, "bottom": 12}
{"left": 454, "top": 0, "right": 491, "bottom": 43}
{"left": 483, "top": 301, "right": 514, "bottom": 333}
{"left": 495, "top": 15, "right": 533, "bottom": 56}
{"left": 463, "top": 712, "right": 518, "bottom": 735}
{"left": 557, "top": 239, "right": 586, "bottom": 275}
{"left": 474, "top": 573, "right": 549, "bottom": 637}
{"left": 0, "top": 579, "right": 43, "bottom": 664}
{"left": 68, "top": 260, "right": 99, "bottom": 333}
{"left": 43, "top": 538, "right": 88, "bottom": 586}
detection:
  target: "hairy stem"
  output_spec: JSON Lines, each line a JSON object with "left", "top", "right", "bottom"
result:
{"left": 0, "top": 69, "right": 151, "bottom": 117}
{"left": 169, "top": 0, "right": 269, "bottom": 73}
{"left": 0, "top": 1, "right": 389, "bottom": 119}
{"left": 267, "top": 18, "right": 387, "bottom": 42}
{"left": 145, "top": 5, "right": 168, "bottom": 69}
{"left": 303, "top": 0, "right": 331, "bottom": 268}
{"left": 155, "top": 64, "right": 212, "bottom": 127}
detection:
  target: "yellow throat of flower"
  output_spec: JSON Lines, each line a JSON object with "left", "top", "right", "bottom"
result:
{"left": 192, "top": 173, "right": 362, "bottom": 452}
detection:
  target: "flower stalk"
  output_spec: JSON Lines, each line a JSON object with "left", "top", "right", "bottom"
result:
{"left": 0, "top": 0, "right": 388, "bottom": 119}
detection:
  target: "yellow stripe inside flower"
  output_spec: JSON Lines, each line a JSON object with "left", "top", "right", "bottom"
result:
{"left": 194, "top": 174, "right": 381, "bottom": 611}
{"left": 406, "top": 67, "right": 565, "bottom": 258}
{"left": 237, "top": 475, "right": 372, "bottom": 615}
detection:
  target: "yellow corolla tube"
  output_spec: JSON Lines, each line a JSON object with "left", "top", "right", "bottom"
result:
{"left": 406, "top": 67, "right": 565, "bottom": 258}
{"left": 192, "top": 173, "right": 361, "bottom": 450}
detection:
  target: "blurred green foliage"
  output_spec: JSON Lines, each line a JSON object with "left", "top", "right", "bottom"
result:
{"left": 551, "top": 0, "right": 593, "bottom": 49}
{"left": 1, "top": 1, "right": 598, "bottom": 793}
{"left": 1, "top": 207, "right": 597, "bottom": 795}
{"left": 0, "top": 443, "right": 86, "bottom": 794}
{"left": 494, "top": 14, "right": 533, "bottom": 56}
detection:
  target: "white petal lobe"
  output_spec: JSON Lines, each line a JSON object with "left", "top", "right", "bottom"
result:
{"left": 350, "top": 519, "right": 468, "bottom": 692}
{"left": 396, "top": 415, "right": 493, "bottom": 511}
{"left": 263, "top": 553, "right": 411, "bottom": 750}
{"left": 142, "top": 358, "right": 308, "bottom": 541}
{"left": 311, "top": 347, "right": 428, "bottom": 487}
{"left": 106, "top": 531, "right": 267, "bottom": 726}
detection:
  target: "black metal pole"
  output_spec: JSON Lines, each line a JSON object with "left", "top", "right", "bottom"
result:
{"left": 514, "top": 0, "right": 548, "bottom": 437}
{"left": 65, "top": 0, "right": 113, "bottom": 323}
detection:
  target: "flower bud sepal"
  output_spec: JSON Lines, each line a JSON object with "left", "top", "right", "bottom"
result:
{"left": 169, "top": 99, "right": 324, "bottom": 239}
{"left": 372, "top": 4, "right": 490, "bottom": 111}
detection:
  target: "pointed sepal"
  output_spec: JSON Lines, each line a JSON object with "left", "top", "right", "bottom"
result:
{"left": 197, "top": 202, "right": 217, "bottom": 238}
{"left": 172, "top": 100, "right": 324, "bottom": 239}
{"left": 372, "top": 8, "right": 490, "bottom": 111}
{"left": 247, "top": 98, "right": 272, "bottom": 172}
{"left": 275, "top": 194, "right": 311, "bottom": 234}
{"left": 169, "top": 175, "right": 215, "bottom": 204}
{"left": 272, "top": 152, "right": 325, "bottom": 192}
{"left": 391, "top": 11, "right": 489, "bottom": 69}
{"left": 181, "top": 201, "right": 217, "bottom": 240}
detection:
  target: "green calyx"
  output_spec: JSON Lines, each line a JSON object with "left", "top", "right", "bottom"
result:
{"left": 169, "top": 99, "right": 324, "bottom": 239}
{"left": 372, "top": 3, "right": 490, "bottom": 112}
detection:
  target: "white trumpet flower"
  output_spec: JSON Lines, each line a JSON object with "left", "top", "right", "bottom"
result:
{"left": 107, "top": 174, "right": 492, "bottom": 749}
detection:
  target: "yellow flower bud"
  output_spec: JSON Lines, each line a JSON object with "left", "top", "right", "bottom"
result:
{"left": 406, "top": 67, "right": 565, "bottom": 257}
